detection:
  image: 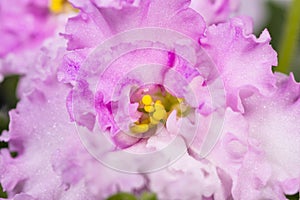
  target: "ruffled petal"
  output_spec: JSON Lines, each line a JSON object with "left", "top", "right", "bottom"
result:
{"left": 64, "top": 0, "right": 206, "bottom": 51}
{"left": 190, "top": 0, "right": 239, "bottom": 25}
{"left": 200, "top": 17, "right": 277, "bottom": 112}
{"left": 148, "top": 153, "right": 229, "bottom": 200}
{"left": 0, "top": 76, "right": 145, "bottom": 199}
{"left": 237, "top": 73, "right": 300, "bottom": 197}
{"left": 0, "top": 0, "right": 55, "bottom": 57}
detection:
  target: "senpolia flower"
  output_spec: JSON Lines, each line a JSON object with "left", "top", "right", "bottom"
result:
{"left": 0, "top": 0, "right": 300, "bottom": 200}
{"left": 0, "top": 0, "right": 76, "bottom": 82}
{"left": 0, "top": 0, "right": 55, "bottom": 58}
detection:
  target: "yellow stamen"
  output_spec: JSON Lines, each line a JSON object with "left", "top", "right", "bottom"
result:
{"left": 129, "top": 86, "right": 190, "bottom": 135}
{"left": 151, "top": 100, "right": 167, "bottom": 121}
{"left": 49, "top": 0, "right": 78, "bottom": 14}
{"left": 50, "top": 0, "right": 65, "bottom": 13}
{"left": 150, "top": 116, "right": 160, "bottom": 125}
{"left": 141, "top": 118, "right": 150, "bottom": 124}
{"left": 144, "top": 105, "right": 155, "bottom": 113}
{"left": 130, "top": 124, "right": 149, "bottom": 134}
{"left": 155, "top": 100, "right": 163, "bottom": 105}
{"left": 154, "top": 101, "right": 165, "bottom": 110}
{"left": 142, "top": 95, "right": 153, "bottom": 106}
{"left": 152, "top": 110, "right": 167, "bottom": 121}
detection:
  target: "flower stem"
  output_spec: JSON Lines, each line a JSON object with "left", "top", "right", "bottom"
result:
{"left": 277, "top": 0, "right": 300, "bottom": 74}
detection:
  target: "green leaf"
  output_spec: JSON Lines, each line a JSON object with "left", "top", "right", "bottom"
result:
{"left": 0, "top": 75, "right": 19, "bottom": 109}
{"left": 286, "top": 192, "right": 299, "bottom": 200}
{"left": 106, "top": 192, "right": 137, "bottom": 200}
{"left": 258, "top": 1, "right": 286, "bottom": 50}
{"left": 140, "top": 192, "right": 157, "bottom": 200}
{"left": 0, "top": 75, "right": 19, "bottom": 134}
{"left": 0, "top": 184, "right": 7, "bottom": 198}
{"left": 277, "top": 0, "right": 300, "bottom": 73}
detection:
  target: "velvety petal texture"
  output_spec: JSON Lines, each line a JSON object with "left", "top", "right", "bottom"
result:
{"left": 190, "top": 0, "right": 239, "bottom": 25}
{"left": 0, "top": 49, "right": 145, "bottom": 199}
{"left": 64, "top": 0, "right": 206, "bottom": 50}
{"left": 0, "top": 3, "right": 72, "bottom": 82}
{"left": 0, "top": 0, "right": 55, "bottom": 58}
{"left": 1, "top": 0, "right": 300, "bottom": 199}
{"left": 200, "top": 17, "right": 278, "bottom": 112}
{"left": 236, "top": 73, "right": 300, "bottom": 199}
{"left": 148, "top": 153, "right": 227, "bottom": 200}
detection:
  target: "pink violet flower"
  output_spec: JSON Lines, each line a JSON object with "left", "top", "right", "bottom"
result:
{"left": 0, "top": 0, "right": 300, "bottom": 199}
{"left": 0, "top": 0, "right": 74, "bottom": 82}
{"left": 0, "top": 0, "right": 58, "bottom": 59}
{"left": 190, "top": 0, "right": 240, "bottom": 25}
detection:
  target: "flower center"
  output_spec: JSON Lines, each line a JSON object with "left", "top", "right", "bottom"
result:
{"left": 129, "top": 85, "right": 189, "bottom": 135}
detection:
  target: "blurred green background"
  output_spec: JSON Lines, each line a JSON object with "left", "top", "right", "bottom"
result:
{"left": 0, "top": 0, "right": 299, "bottom": 199}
